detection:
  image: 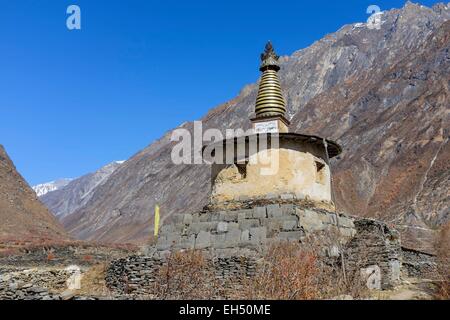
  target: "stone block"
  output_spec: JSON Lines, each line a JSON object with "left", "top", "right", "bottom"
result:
{"left": 160, "top": 224, "right": 174, "bottom": 234}
{"left": 227, "top": 222, "right": 239, "bottom": 230}
{"left": 277, "top": 231, "right": 304, "bottom": 241}
{"left": 282, "top": 220, "right": 298, "bottom": 231}
{"left": 360, "top": 265, "right": 381, "bottom": 290}
{"left": 267, "top": 204, "right": 282, "bottom": 217}
{"left": 253, "top": 207, "right": 267, "bottom": 218}
{"left": 173, "top": 214, "right": 184, "bottom": 224}
{"left": 266, "top": 193, "right": 279, "bottom": 200}
{"left": 317, "top": 212, "right": 332, "bottom": 224}
{"left": 273, "top": 214, "right": 298, "bottom": 222}
{"left": 198, "top": 213, "right": 209, "bottom": 222}
{"left": 224, "top": 229, "right": 241, "bottom": 247}
{"left": 326, "top": 245, "right": 340, "bottom": 257}
{"left": 183, "top": 214, "right": 193, "bottom": 225}
{"left": 281, "top": 204, "right": 295, "bottom": 215}
{"left": 249, "top": 227, "right": 266, "bottom": 244}
{"left": 209, "top": 212, "right": 221, "bottom": 221}
{"left": 175, "top": 234, "right": 195, "bottom": 250}
{"left": 389, "top": 260, "right": 401, "bottom": 284}
{"left": 244, "top": 210, "right": 254, "bottom": 219}
{"left": 239, "top": 219, "right": 260, "bottom": 230}
{"left": 326, "top": 213, "right": 338, "bottom": 225}
{"left": 189, "top": 222, "right": 217, "bottom": 234}
{"left": 211, "top": 233, "right": 226, "bottom": 246}
{"left": 266, "top": 219, "right": 282, "bottom": 235}
{"left": 240, "top": 229, "right": 250, "bottom": 242}
{"left": 191, "top": 213, "right": 200, "bottom": 222}
{"left": 298, "top": 209, "right": 325, "bottom": 232}
{"left": 195, "top": 231, "right": 211, "bottom": 249}
{"left": 157, "top": 233, "right": 181, "bottom": 250}
{"left": 220, "top": 211, "right": 238, "bottom": 222}
{"left": 337, "top": 216, "right": 355, "bottom": 228}
{"left": 237, "top": 211, "right": 247, "bottom": 221}
{"left": 217, "top": 222, "right": 228, "bottom": 234}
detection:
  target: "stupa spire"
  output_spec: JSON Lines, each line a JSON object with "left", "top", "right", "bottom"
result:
{"left": 254, "top": 41, "right": 287, "bottom": 119}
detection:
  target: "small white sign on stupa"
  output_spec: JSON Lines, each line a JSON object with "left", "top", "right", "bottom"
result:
{"left": 254, "top": 120, "right": 279, "bottom": 133}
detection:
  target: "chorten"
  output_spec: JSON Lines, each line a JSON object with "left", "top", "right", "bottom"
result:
{"left": 206, "top": 42, "right": 342, "bottom": 208}
{"left": 151, "top": 43, "right": 401, "bottom": 292}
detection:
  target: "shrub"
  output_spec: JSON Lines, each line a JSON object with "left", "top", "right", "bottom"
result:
{"left": 434, "top": 222, "right": 450, "bottom": 299}
{"left": 46, "top": 252, "right": 55, "bottom": 261}
{"left": 234, "top": 242, "right": 322, "bottom": 300}
{"left": 83, "top": 255, "right": 93, "bottom": 262}
{"left": 152, "top": 250, "right": 220, "bottom": 300}
{"left": 149, "top": 241, "right": 364, "bottom": 300}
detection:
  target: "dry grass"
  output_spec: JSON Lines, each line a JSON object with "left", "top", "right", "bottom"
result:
{"left": 148, "top": 241, "right": 365, "bottom": 300}
{"left": 151, "top": 250, "right": 221, "bottom": 300}
{"left": 434, "top": 222, "right": 450, "bottom": 300}
{"left": 76, "top": 264, "right": 111, "bottom": 297}
{"left": 234, "top": 242, "right": 321, "bottom": 299}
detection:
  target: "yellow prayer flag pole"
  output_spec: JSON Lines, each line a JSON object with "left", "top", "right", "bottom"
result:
{"left": 154, "top": 204, "right": 160, "bottom": 239}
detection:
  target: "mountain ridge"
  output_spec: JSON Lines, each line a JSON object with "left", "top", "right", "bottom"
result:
{"left": 39, "top": 161, "right": 125, "bottom": 220}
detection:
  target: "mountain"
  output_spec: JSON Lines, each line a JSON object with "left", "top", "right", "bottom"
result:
{"left": 39, "top": 161, "right": 124, "bottom": 220}
{"left": 60, "top": 2, "right": 449, "bottom": 251}
{"left": 0, "top": 145, "right": 67, "bottom": 243}
{"left": 33, "top": 179, "right": 73, "bottom": 197}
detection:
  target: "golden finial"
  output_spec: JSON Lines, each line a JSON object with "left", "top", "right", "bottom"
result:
{"left": 260, "top": 41, "right": 280, "bottom": 71}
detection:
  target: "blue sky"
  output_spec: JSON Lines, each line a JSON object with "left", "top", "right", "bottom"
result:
{"left": 0, "top": 0, "right": 443, "bottom": 185}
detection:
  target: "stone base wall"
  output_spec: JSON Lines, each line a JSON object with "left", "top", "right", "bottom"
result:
{"left": 106, "top": 251, "right": 259, "bottom": 295}
{"left": 156, "top": 204, "right": 356, "bottom": 252}
{"left": 106, "top": 205, "right": 405, "bottom": 294}
{"left": 105, "top": 255, "right": 163, "bottom": 295}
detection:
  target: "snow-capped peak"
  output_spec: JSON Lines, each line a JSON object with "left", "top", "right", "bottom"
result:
{"left": 33, "top": 178, "right": 73, "bottom": 197}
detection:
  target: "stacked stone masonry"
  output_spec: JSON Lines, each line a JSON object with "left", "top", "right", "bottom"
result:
{"left": 156, "top": 204, "right": 356, "bottom": 251}
{"left": 105, "top": 252, "right": 259, "bottom": 295}
{"left": 344, "top": 219, "right": 402, "bottom": 290}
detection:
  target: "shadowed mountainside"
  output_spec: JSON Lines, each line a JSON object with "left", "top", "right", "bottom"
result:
{"left": 0, "top": 145, "right": 68, "bottom": 244}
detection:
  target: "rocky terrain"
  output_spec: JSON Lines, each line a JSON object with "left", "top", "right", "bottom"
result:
{"left": 0, "top": 145, "right": 68, "bottom": 247}
{"left": 41, "top": 3, "right": 449, "bottom": 252}
{"left": 0, "top": 244, "right": 135, "bottom": 300}
{"left": 39, "top": 161, "right": 124, "bottom": 220}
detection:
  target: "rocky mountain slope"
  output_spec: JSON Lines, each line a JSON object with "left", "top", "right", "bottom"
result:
{"left": 0, "top": 145, "right": 67, "bottom": 243}
{"left": 33, "top": 179, "right": 72, "bottom": 197}
{"left": 61, "top": 2, "right": 449, "bottom": 250}
{"left": 39, "top": 161, "right": 124, "bottom": 220}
